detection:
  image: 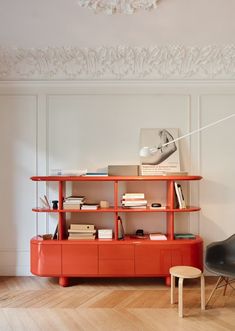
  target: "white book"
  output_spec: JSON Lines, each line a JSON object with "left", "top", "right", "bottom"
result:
{"left": 149, "top": 233, "right": 167, "bottom": 240}
{"left": 178, "top": 184, "right": 186, "bottom": 208}
{"left": 174, "top": 182, "right": 183, "bottom": 208}
{"left": 123, "top": 193, "right": 145, "bottom": 199}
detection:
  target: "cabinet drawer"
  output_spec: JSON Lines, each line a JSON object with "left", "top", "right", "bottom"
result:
{"left": 99, "top": 259, "right": 134, "bottom": 275}
{"left": 99, "top": 244, "right": 134, "bottom": 259}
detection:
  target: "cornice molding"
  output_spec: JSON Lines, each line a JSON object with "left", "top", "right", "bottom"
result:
{"left": 0, "top": 45, "right": 235, "bottom": 81}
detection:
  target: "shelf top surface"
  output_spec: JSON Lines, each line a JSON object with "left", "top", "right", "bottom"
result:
{"left": 31, "top": 175, "right": 202, "bottom": 182}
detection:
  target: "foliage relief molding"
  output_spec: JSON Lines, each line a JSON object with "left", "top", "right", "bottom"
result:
{"left": 0, "top": 45, "right": 235, "bottom": 80}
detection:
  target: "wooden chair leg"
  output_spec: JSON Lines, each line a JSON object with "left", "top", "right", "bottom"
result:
{"left": 206, "top": 276, "right": 223, "bottom": 306}
{"left": 223, "top": 277, "right": 229, "bottom": 296}
{"left": 171, "top": 274, "right": 175, "bottom": 304}
{"left": 201, "top": 274, "right": 205, "bottom": 310}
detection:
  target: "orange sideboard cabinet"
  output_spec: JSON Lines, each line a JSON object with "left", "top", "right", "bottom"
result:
{"left": 30, "top": 175, "right": 203, "bottom": 287}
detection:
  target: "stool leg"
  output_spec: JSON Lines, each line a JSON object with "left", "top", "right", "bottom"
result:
{"left": 178, "top": 277, "right": 184, "bottom": 317}
{"left": 201, "top": 274, "right": 205, "bottom": 310}
{"left": 171, "top": 274, "right": 175, "bottom": 304}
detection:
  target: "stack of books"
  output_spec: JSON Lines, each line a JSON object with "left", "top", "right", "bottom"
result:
{"left": 63, "top": 196, "right": 85, "bottom": 210}
{"left": 122, "top": 193, "right": 147, "bottom": 209}
{"left": 68, "top": 224, "right": 96, "bottom": 240}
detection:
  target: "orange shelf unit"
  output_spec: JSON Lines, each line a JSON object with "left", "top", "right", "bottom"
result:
{"left": 30, "top": 175, "right": 203, "bottom": 287}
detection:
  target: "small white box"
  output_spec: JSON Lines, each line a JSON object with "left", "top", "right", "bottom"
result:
{"left": 98, "top": 229, "right": 113, "bottom": 239}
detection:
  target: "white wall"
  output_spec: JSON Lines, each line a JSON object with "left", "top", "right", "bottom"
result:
{"left": 0, "top": 82, "right": 235, "bottom": 275}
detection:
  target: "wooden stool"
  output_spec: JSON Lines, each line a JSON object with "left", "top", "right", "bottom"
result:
{"left": 170, "top": 266, "right": 205, "bottom": 317}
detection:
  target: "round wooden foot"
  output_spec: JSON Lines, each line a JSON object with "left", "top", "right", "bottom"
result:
{"left": 59, "top": 277, "right": 69, "bottom": 287}
{"left": 165, "top": 276, "right": 171, "bottom": 286}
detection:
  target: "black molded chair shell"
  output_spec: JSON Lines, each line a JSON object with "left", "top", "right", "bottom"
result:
{"left": 205, "top": 234, "right": 235, "bottom": 277}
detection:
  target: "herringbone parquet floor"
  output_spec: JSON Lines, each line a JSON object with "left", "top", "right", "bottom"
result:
{"left": 0, "top": 276, "right": 234, "bottom": 331}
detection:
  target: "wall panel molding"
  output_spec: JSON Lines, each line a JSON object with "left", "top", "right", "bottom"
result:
{"left": 0, "top": 45, "right": 235, "bottom": 81}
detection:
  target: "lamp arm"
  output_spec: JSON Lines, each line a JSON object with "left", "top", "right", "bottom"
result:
{"left": 159, "top": 113, "right": 235, "bottom": 149}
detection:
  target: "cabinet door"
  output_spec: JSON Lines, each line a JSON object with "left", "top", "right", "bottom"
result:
{"left": 62, "top": 244, "right": 98, "bottom": 275}
{"left": 135, "top": 244, "right": 192, "bottom": 275}
{"left": 31, "top": 242, "right": 62, "bottom": 276}
{"left": 135, "top": 245, "right": 161, "bottom": 275}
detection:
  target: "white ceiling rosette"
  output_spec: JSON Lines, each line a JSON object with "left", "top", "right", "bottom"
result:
{"left": 77, "top": 0, "right": 160, "bottom": 14}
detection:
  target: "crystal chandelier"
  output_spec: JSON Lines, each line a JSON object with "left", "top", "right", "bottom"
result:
{"left": 77, "top": 0, "right": 160, "bottom": 15}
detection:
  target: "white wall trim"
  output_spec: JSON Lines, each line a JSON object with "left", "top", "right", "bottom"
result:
{"left": 1, "top": 45, "right": 235, "bottom": 81}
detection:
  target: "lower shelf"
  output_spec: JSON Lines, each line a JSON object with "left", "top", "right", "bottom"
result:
{"left": 30, "top": 236, "right": 203, "bottom": 286}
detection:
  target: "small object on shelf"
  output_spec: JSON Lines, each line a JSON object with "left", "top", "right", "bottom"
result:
{"left": 98, "top": 229, "right": 113, "bottom": 239}
{"left": 149, "top": 233, "right": 167, "bottom": 240}
{"left": 174, "top": 233, "right": 196, "bottom": 240}
{"left": 53, "top": 225, "right": 58, "bottom": 239}
{"left": 85, "top": 172, "right": 108, "bottom": 176}
{"left": 50, "top": 169, "right": 87, "bottom": 176}
{"left": 151, "top": 202, "right": 162, "bottom": 208}
{"left": 100, "top": 200, "right": 110, "bottom": 208}
{"left": 39, "top": 234, "right": 53, "bottom": 240}
{"left": 136, "top": 229, "right": 144, "bottom": 237}
{"left": 52, "top": 200, "right": 58, "bottom": 210}
{"left": 118, "top": 216, "right": 125, "bottom": 240}
{"left": 108, "top": 165, "right": 139, "bottom": 176}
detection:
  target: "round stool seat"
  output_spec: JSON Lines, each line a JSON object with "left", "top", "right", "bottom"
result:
{"left": 170, "top": 266, "right": 202, "bottom": 279}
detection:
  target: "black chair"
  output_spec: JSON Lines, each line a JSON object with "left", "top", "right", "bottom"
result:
{"left": 205, "top": 234, "right": 235, "bottom": 306}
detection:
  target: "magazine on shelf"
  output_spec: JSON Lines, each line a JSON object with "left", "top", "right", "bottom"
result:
{"left": 139, "top": 128, "right": 180, "bottom": 175}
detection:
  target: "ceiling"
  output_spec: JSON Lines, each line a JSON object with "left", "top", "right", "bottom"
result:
{"left": 0, "top": 0, "right": 235, "bottom": 48}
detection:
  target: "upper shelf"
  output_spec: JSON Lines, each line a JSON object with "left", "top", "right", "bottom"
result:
{"left": 31, "top": 175, "right": 202, "bottom": 182}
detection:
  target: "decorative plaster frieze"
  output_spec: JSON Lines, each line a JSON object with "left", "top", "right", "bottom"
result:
{"left": 0, "top": 45, "right": 235, "bottom": 80}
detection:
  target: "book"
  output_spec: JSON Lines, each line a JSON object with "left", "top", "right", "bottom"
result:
{"left": 69, "top": 232, "right": 96, "bottom": 237}
{"left": 68, "top": 235, "right": 96, "bottom": 240}
{"left": 174, "top": 233, "right": 196, "bottom": 240}
{"left": 122, "top": 193, "right": 145, "bottom": 199}
{"left": 85, "top": 172, "right": 108, "bottom": 176}
{"left": 163, "top": 171, "right": 188, "bottom": 176}
{"left": 65, "top": 196, "right": 85, "bottom": 201}
{"left": 70, "top": 224, "right": 95, "bottom": 230}
{"left": 68, "top": 229, "right": 96, "bottom": 234}
{"left": 149, "top": 233, "right": 167, "bottom": 240}
{"left": 177, "top": 184, "right": 186, "bottom": 208}
{"left": 50, "top": 169, "right": 87, "bottom": 176}
{"left": 174, "top": 182, "right": 185, "bottom": 209}
{"left": 63, "top": 203, "right": 81, "bottom": 210}
{"left": 81, "top": 205, "right": 99, "bottom": 210}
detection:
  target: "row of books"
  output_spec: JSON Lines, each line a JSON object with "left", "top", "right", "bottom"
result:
{"left": 121, "top": 193, "right": 147, "bottom": 209}
{"left": 50, "top": 169, "right": 108, "bottom": 176}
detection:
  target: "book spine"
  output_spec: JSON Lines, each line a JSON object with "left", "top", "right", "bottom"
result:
{"left": 178, "top": 184, "right": 186, "bottom": 208}
{"left": 174, "top": 182, "right": 183, "bottom": 208}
